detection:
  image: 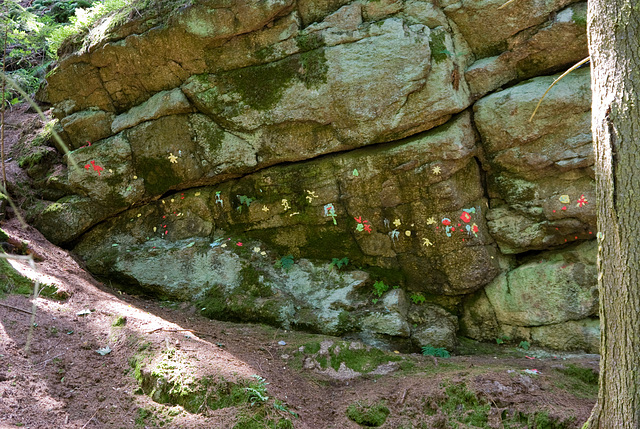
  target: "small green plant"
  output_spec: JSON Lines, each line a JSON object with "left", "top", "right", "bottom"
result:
{"left": 422, "top": 345, "right": 450, "bottom": 358}
{"left": 372, "top": 280, "right": 389, "bottom": 298}
{"left": 495, "top": 335, "right": 510, "bottom": 345}
{"left": 236, "top": 195, "right": 254, "bottom": 212}
{"left": 519, "top": 340, "right": 530, "bottom": 350}
{"left": 245, "top": 375, "right": 269, "bottom": 406}
{"left": 112, "top": 315, "right": 126, "bottom": 327}
{"left": 329, "top": 257, "right": 349, "bottom": 270}
{"left": 275, "top": 255, "right": 295, "bottom": 272}
{"left": 410, "top": 292, "right": 426, "bottom": 304}
{"left": 346, "top": 400, "right": 390, "bottom": 427}
{"left": 371, "top": 298, "right": 378, "bottom": 304}
{"left": 273, "top": 399, "right": 299, "bottom": 417}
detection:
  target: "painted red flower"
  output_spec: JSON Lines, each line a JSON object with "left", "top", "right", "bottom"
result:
{"left": 460, "top": 212, "right": 471, "bottom": 223}
{"left": 442, "top": 218, "right": 451, "bottom": 226}
{"left": 576, "top": 194, "right": 588, "bottom": 208}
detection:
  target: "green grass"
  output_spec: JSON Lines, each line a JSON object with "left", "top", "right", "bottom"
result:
{"left": 553, "top": 364, "right": 598, "bottom": 399}
{"left": 346, "top": 400, "right": 390, "bottom": 427}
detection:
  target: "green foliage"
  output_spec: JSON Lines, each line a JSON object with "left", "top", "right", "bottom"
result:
{"left": 495, "top": 335, "right": 510, "bottom": 345}
{"left": 112, "top": 315, "right": 126, "bottom": 327}
{"left": 236, "top": 195, "right": 254, "bottom": 212}
{"left": 346, "top": 400, "right": 390, "bottom": 427}
{"left": 275, "top": 255, "right": 294, "bottom": 272}
{"left": 273, "top": 399, "right": 298, "bottom": 418}
{"left": 38, "top": 283, "right": 68, "bottom": 300}
{"left": 329, "top": 257, "right": 349, "bottom": 270}
{"left": 519, "top": 340, "right": 530, "bottom": 350}
{"left": 47, "top": 0, "right": 127, "bottom": 55}
{"left": 244, "top": 375, "right": 269, "bottom": 406}
{"left": 410, "top": 292, "right": 425, "bottom": 304}
{"left": 372, "top": 280, "right": 389, "bottom": 298}
{"left": 1, "top": 0, "right": 57, "bottom": 101}
{"left": 28, "top": 0, "right": 96, "bottom": 23}
{"left": 421, "top": 345, "right": 450, "bottom": 358}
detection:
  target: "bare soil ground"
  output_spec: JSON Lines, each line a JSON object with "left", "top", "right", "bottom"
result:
{"left": 0, "top": 105, "right": 598, "bottom": 428}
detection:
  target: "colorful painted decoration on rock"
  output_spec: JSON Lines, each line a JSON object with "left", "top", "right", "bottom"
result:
{"left": 441, "top": 218, "right": 453, "bottom": 237}
{"left": 168, "top": 153, "right": 178, "bottom": 163}
{"left": 559, "top": 194, "right": 570, "bottom": 204}
{"left": 324, "top": 203, "right": 337, "bottom": 225}
{"left": 281, "top": 199, "right": 290, "bottom": 211}
{"left": 389, "top": 229, "right": 400, "bottom": 242}
{"left": 354, "top": 216, "right": 372, "bottom": 233}
{"left": 305, "top": 190, "right": 318, "bottom": 203}
{"left": 576, "top": 194, "right": 588, "bottom": 208}
{"left": 84, "top": 160, "right": 104, "bottom": 176}
{"left": 466, "top": 223, "right": 479, "bottom": 237}
{"left": 422, "top": 238, "right": 434, "bottom": 247}
{"left": 215, "top": 191, "right": 223, "bottom": 207}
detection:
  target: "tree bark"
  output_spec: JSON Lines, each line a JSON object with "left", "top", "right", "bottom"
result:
{"left": 586, "top": 1, "right": 640, "bottom": 428}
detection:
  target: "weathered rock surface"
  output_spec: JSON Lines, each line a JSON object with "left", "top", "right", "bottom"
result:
{"left": 460, "top": 241, "right": 598, "bottom": 352}
{"left": 476, "top": 67, "right": 594, "bottom": 254}
{"left": 25, "top": 0, "right": 599, "bottom": 352}
{"left": 465, "top": 2, "right": 588, "bottom": 98}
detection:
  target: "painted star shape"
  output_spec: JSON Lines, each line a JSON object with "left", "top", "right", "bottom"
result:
{"left": 168, "top": 153, "right": 178, "bottom": 163}
{"left": 576, "top": 194, "right": 588, "bottom": 208}
{"left": 262, "top": 206, "right": 270, "bottom": 212}
{"left": 432, "top": 166, "right": 441, "bottom": 175}
{"left": 393, "top": 218, "right": 402, "bottom": 227}
{"left": 422, "top": 238, "right": 434, "bottom": 247}
{"left": 426, "top": 217, "right": 436, "bottom": 225}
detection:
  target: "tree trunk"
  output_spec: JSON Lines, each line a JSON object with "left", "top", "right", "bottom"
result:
{"left": 585, "top": 2, "right": 640, "bottom": 428}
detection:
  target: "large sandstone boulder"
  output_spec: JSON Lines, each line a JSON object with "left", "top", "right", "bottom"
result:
{"left": 25, "top": 0, "right": 598, "bottom": 352}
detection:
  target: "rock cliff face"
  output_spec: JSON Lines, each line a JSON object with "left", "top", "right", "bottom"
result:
{"left": 29, "top": 0, "right": 596, "bottom": 352}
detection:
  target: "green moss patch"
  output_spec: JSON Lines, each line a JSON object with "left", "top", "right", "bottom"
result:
{"left": 0, "top": 259, "right": 34, "bottom": 298}
{"left": 137, "top": 348, "right": 294, "bottom": 427}
{"left": 429, "top": 29, "right": 449, "bottom": 63}
{"left": 135, "top": 156, "right": 183, "bottom": 196}
{"left": 292, "top": 341, "right": 403, "bottom": 374}
{"left": 430, "top": 383, "right": 576, "bottom": 428}
{"left": 346, "top": 400, "right": 390, "bottom": 427}
{"left": 210, "top": 47, "right": 328, "bottom": 113}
